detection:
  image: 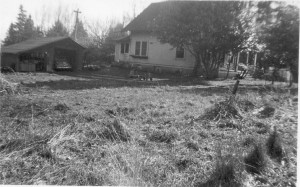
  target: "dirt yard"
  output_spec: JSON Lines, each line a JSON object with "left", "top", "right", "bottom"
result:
{"left": 0, "top": 69, "right": 297, "bottom": 186}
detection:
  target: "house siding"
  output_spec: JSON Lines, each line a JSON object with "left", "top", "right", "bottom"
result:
{"left": 115, "top": 32, "right": 195, "bottom": 73}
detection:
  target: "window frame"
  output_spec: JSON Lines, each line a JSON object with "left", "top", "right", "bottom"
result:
{"left": 135, "top": 41, "right": 148, "bottom": 57}
{"left": 121, "top": 42, "right": 129, "bottom": 54}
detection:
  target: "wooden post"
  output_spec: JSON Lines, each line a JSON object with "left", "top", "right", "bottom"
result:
{"left": 246, "top": 51, "right": 249, "bottom": 67}
{"left": 254, "top": 53, "right": 257, "bottom": 68}
{"left": 232, "top": 80, "right": 240, "bottom": 95}
{"left": 236, "top": 52, "right": 240, "bottom": 72}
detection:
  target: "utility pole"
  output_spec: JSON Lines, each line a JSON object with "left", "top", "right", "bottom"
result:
{"left": 74, "top": 8, "right": 81, "bottom": 41}
{"left": 0, "top": 43, "right": 2, "bottom": 73}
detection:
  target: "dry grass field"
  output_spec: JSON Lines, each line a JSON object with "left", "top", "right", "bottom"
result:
{"left": 0, "top": 68, "right": 297, "bottom": 186}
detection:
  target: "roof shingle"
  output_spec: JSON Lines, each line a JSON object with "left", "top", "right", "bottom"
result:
{"left": 2, "top": 37, "right": 85, "bottom": 54}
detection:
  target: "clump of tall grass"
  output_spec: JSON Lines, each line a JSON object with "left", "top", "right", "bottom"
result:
{"left": 100, "top": 119, "right": 131, "bottom": 142}
{"left": 266, "top": 127, "right": 285, "bottom": 162}
{"left": 244, "top": 144, "right": 267, "bottom": 174}
{"left": 196, "top": 147, "right": 244, "bottom": 187}
{"left": 0, "top": 74, "right": 20, "bottom": 95}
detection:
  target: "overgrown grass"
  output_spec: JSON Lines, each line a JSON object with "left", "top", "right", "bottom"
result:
{"left": 0, "top": 73, "right": 297, "bottom": 186}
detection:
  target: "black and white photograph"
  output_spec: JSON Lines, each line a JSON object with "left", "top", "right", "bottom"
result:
{"left": 0, "top": 0, "right": 299, "bottom": 186}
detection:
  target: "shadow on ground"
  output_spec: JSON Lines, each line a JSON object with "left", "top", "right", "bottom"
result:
{"left": 23, "top": 76, "right": 211, "bottom": 90}
{"left": 178, "top": 84, "right": 298, "bottom": 96}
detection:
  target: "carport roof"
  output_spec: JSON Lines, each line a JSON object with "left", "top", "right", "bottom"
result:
{"left": 1, "top": 37, "right": 85, "bottom": 54}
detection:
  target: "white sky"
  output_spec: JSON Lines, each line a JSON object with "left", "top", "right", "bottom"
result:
{"left": 0, "top": 0, "right": 299, "bottom": 43}
{"left": 0, "top": 0, "right": 163, "bottom": 42}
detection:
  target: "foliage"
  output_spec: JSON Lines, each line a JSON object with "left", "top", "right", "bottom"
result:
{"left": 46, "top": 19, "right": 69, "bottom": 37}
{"left": 3, "top": 24, "right": 19, "bottom": 46}
{"left": 84, "top": 23, "right": 123, "bottom": 65}
{"left": 153, "top": 1, "right": 251, "bottom": 78}
{"left": 3, "top": 5, "right": 42, "bottom": 46}
{"left": 252, "top": 68, "right": 264, "bottom": 79}
{"left": 255, "top": 2, "right": 299, "bottom": 83}
{"left": 70, "top": 20, "right": 89, "bottom": 46}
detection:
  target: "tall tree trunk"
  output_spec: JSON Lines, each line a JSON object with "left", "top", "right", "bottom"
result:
{"left": 192, "top": 54, "right": 201, "bottom": 77}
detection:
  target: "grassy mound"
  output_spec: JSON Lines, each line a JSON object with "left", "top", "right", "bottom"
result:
{"left": 101, "top": 119, "right": 131, "bottom": 142}
{"left": 201, "top": 100, "right": 242, "bottom": 121}
{"left": 54, "top": 103, "right": 70, "bottom": 113}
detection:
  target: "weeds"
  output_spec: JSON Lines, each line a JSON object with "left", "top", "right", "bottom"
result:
{"left": 101, "top": 119, "right": 131, "bottom": 142}
{"left": 54, "top": 103, "right": 70, "bottom": 113}
{"left": 266, "top": 127, "right": 285, "bottom": 162}
{"left": 196, "top": 149, "right": 243, "bottom": 187}
{"left": 244, "top": 144, "right": 267, "bottom": 174}
{"left": 201, "top": 100, "right": 242, "bottom": 121}
{"left": 0, "top": 73, "right": 297, "bottom": 186}
{"left": 0, "top": 74, "right": 21, "bottom": 95}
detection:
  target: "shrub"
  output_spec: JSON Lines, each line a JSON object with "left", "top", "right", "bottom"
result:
{"left": 252, "top": 69, "right": 264, "bottom": 79}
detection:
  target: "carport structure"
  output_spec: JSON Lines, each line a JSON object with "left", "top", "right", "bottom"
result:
{"left": 1, "top": 37, "right": 85, "bottom": 72}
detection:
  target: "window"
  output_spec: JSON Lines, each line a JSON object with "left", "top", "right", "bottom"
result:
{"left": 121, "top": 43, "right": 129, "bottom": 54}
{"left": 135, "top": 41, "right": 148, "bottom": 56}
{"left": 141, "top": 41, "right": 147, "bottom": 56}
{"left": 176, "top": 47, "right": 184, "bottom": 58}
{"left": 135, "top": 41, "right": 140, "bottom": 55}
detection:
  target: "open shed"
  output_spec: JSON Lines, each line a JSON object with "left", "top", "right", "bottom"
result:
{"left": 1, "top": 37, "right": 85, "bottom": 72}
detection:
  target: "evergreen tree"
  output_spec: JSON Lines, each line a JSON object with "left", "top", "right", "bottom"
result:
{"left": 2, "top": 5, "right": 42, "bottom": 46}
{"left": 46, "top": 19, "right": 69, "bottom": 37}
{"left": 23, "top": 15, "right": 36, "bottom": 40}
{"left": 3, "top": 23, "right": 18, "bottom": 46}
{"left": 71, "top": 20, "right": 88, "bottom": 40}
{"left": 35, "top": 26, "right": 45, "bottom": 38}
{"left": 15, "top": 5, "right": 27, "bottom": 42}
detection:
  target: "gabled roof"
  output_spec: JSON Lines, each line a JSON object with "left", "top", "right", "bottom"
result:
{"left": 123, "top": 2, "right": 160, "bottom": 32}
{"left": 123, "top": 1, "right": 229, "bottom": 32}
{"left": 2, "top": 37, "right": 85, "bottom": 54}
{"left": 124, "top": 1, "right": 197, "bottom": 32}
